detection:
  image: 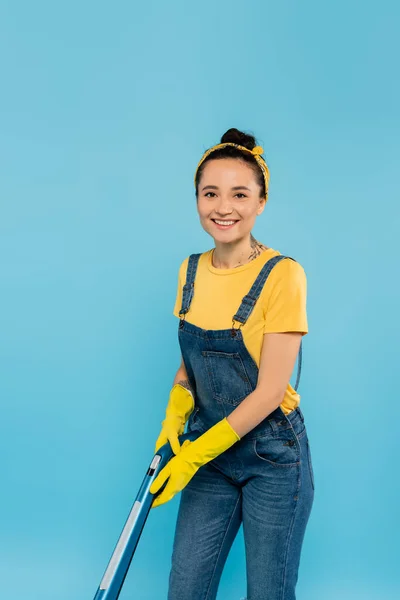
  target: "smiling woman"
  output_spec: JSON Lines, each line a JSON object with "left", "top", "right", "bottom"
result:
{"left": 151, "top": 127, "right": 315, "bottom": 600}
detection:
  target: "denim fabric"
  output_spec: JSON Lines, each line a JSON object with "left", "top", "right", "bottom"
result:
{"left": 168, "top": 254, "right": 314, "bottom": 600}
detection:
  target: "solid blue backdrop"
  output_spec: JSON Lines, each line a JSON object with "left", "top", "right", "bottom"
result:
{"left": 0, "top": 1, "right": 399, "bottom": 598}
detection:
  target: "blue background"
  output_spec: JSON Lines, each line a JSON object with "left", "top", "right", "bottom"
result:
{"left": 1, "top": 1, "right": 399, "bottom": 598}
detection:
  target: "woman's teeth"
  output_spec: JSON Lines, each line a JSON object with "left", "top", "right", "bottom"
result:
{"left": 212, "top": 219, "right": 238, "bottom": 228}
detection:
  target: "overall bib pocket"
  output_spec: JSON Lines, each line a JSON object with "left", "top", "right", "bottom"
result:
{"left": 201, "top": 350, "right": 253, "bottom": 405}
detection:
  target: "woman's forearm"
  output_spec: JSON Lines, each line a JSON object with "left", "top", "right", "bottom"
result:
{"left": 173, "top": 369, "right": 192, "bottom": 390}
{"left": 172, "top": 359, "right": 194, "bottom": 394}
{"left": 226, "top": 386, "right": 284, "bottom": 438}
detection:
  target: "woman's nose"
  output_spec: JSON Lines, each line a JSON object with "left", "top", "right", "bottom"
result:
{"left": 215, "top": 199, "right": 234, "bottom": 213}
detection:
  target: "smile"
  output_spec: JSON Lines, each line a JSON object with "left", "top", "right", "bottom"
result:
{"left": 211, "top": 219, "right": 239, "bottom": 229}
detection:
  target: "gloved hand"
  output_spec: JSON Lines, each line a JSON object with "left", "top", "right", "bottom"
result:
{"left": 150, "top": 417, "right": 240, "bottom": 508}
{"left": 154, "top": 383, "right": 195, "bottom": 456}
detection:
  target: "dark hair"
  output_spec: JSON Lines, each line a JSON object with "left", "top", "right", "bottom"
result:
{"left": 195, "top": 128, "right": 267, "bottom": 198}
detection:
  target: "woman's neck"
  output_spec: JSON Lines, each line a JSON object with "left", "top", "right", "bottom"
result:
{"left": 212, "top": 234, "right": 269, "bottom": 269}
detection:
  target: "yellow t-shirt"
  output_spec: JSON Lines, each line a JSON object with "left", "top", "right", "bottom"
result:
{"left": 172, "top": 247, "right": 308, "bottom": 415}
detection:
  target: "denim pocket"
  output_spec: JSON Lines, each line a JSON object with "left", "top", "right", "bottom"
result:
{"left": 253, "top": 433, "right": 300, "bottom": 468}
{"left": 306, "top": 439, "right": 315, "bottom": 490}
{"left": 202, "top": 350, "right": 253, "bottom": 405}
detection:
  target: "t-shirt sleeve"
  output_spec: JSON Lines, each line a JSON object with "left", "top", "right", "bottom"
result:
{"left": 262, "top": 258, "right": 308, "bottom": 335}
{"left": 173, "top": 257, "right": 189, "bottom": 318}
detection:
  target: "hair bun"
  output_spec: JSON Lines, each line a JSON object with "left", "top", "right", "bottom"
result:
{"left": 220, "top": 128, "right": 256, "bottom": 151}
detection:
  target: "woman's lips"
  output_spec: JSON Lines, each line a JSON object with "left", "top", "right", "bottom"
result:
{"left": 211, "top": 219, "right": 239, "bottom": 230}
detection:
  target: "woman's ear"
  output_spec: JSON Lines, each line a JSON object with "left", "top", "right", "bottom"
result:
{"left": 257, "top": 197, "right": 267, "bottom": 215}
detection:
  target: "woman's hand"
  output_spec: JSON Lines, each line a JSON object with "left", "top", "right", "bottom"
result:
{"left": 150, "top": 439, "right": 196, "bottom": 508}
{"left": 154, "top": 383, "right": 195, "bottom": 456}
{"left": 150, "top": 417, "right": 240, "bottom": 508}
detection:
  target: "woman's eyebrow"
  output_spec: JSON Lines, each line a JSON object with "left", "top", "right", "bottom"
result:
{"left": 201, "top": 185, "right": 251, "bottom": 191}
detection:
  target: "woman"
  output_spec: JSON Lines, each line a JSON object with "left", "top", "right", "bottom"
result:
{"left": 150, "top": 128, "right": 315, "bottom": 600}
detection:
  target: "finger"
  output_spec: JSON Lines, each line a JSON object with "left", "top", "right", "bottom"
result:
{"left": 149, "top": 464, "right": 171, "bottom": 495}
{"left": 151, "top": 484, "right": 174, "bottom": 508}
{"left": 152, "top": 470, "right": 177, "bottom": 505}
{"left": 169, "top": 433, "right": 181, "bottom": 456}
{"left": 152, "top": 491, "right": 175, "bottom": 509}
{"left": 154, "top": 433, "right": 168, "bottom": 454}
{"left": 152, "top": 497, "right": 163, "bottom": 509}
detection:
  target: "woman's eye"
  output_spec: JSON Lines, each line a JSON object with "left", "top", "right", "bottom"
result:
{"left": 205, "top": 192, "right": 246, "bottom": 198}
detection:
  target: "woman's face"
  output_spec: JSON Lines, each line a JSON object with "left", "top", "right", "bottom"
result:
{"left": 196, "top": 158, "right": 266, "bottom": 242}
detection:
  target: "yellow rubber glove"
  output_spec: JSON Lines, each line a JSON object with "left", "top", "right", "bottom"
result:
{"left": 150, "top": 417, "right": 241, "bottom": 508}
{"left": 154, "top": 383, "right": 195, "bottom": 456}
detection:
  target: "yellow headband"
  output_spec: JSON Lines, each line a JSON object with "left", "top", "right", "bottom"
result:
{"left": 194, "top": 142, "right": 270, "bottom": 201}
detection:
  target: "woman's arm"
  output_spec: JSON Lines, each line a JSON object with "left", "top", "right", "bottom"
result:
{"left": 227, "top": 332, "right": 302, "bottom": 438}
{"left": 172, "top": 355, "right": 194, "bottom": 393}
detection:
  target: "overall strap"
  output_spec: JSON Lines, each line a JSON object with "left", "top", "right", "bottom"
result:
{"left": 178, "top": 253, "right": 201, "bottom": 316}
{"left": 178, "top": 253, "right": 303, "bottom": 391}
{"left": 232, "top": 255, "right": 303, "bottom": 391}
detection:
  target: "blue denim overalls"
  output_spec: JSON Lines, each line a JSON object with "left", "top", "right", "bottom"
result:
{"left": 168, "top": 254, "right": 315, "bottom": 600}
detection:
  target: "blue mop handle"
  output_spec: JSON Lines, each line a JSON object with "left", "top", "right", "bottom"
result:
{"left": 92, "top": 429, "right": 201, "bottom": 600}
